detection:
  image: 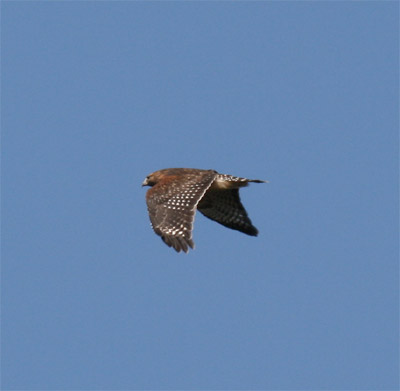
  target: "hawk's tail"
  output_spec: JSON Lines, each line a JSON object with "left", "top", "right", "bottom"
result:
{"left": 248, "top": 179, "right": 268, "bottom": 183}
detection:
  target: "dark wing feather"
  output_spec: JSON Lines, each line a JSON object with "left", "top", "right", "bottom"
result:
{"left": 197, "top": 188, "right": 258, "bottom": 236}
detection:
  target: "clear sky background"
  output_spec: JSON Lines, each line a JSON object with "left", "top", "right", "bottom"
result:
{"left": 2, "top": 2, "right": 398, "bottom": 390}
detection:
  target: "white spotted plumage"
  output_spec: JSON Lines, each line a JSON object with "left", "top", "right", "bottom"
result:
{"left": 143, "top": 168, "right": 266, "bottom": 253}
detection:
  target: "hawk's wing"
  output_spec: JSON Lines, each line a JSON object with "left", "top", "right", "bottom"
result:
{"left": 197, "top": 188, "right": 258, "bottom": 236}
{"left": 146, "top": 171, "right": 217, "bottom": 252}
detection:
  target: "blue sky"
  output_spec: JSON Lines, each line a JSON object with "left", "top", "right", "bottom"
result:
{"left": 2, "top": 2, "right": 398, "bottom": 390}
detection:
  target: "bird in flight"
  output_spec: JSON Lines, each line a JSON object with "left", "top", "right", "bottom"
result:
{"left": 142, "top": 168, "right": 267, "bottom": 253}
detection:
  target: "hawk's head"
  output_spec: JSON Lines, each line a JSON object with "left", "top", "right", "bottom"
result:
{"left": 142, "top": 168, "right": 189, "bottom": 187}
{"left": 142, "top": 172, "right": 159, "bottom": 187}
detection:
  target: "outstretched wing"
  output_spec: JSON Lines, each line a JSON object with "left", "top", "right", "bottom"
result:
{"left": 197, "top": 188, "right": 258, "bottom": 236}
{"left": 146, "top": 171, "right": 217, "bottom": 252}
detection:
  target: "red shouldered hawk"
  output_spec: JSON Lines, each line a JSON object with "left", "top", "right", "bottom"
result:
{"left": 142, "top": 168, "right": 267, "bottom": 253}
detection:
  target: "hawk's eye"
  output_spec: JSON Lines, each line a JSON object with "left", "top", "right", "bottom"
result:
{"left": 146, "top": 176, "right": 156, "bottom": 186}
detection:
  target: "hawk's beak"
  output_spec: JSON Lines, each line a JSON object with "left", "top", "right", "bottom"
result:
{"left": 142, "top": 178, "right": 149, "bottom": 187}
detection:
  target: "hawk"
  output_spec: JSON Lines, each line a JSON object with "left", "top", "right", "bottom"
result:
{"left": 142, "top": 168, "right": 267, "bottom": 253}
